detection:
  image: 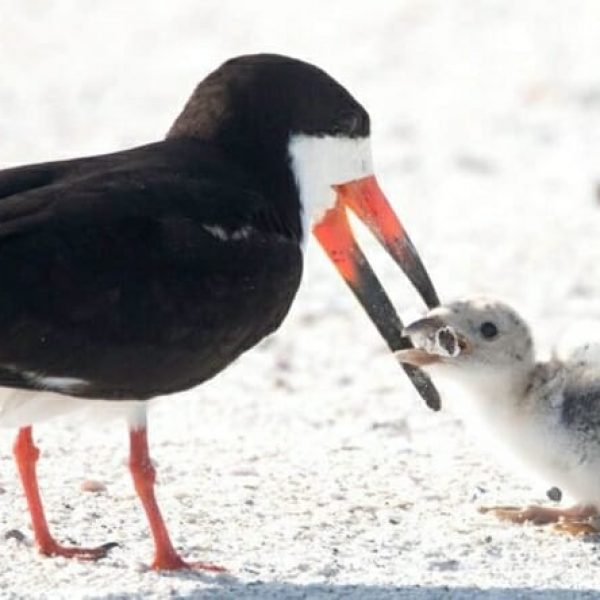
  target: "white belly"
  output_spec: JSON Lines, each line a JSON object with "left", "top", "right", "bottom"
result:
{"left": 472, "top": 406, "right": 600, "bottom": 506}
{"left": 0, "top": 387, "right": 147, "bottom": 428}
{"left": 440, "top": 381, "right": 600, "bottom": 506}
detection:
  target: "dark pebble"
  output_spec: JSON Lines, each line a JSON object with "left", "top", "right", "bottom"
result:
{"left": 4, "top": 529, "right": 25, "bottom": 542}
{"left": 547, "top": 487, "right": 562, "bottom": 502}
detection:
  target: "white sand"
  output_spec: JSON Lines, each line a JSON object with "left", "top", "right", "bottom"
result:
{"left": 2, "top": 1, "right": 600, "bottom": 597}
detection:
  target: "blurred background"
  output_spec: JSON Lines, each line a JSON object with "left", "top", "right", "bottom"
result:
{"left": 3, "top": 1, "right": 600, "bottom": 350}
{"left": 1, "top": 1, "right": 600, "bottom": 595}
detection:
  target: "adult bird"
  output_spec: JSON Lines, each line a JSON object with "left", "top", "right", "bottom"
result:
{"left": 0, "top": 54, "right": 439, "bottom": 570}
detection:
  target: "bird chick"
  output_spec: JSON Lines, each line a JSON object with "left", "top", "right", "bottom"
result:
{"left": 397, "top": 296, "right": 600, "bottom": 534}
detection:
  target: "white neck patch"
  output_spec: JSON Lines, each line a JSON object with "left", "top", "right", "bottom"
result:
{"left": 287, "top": 134, "right": 373, "bottom": 242}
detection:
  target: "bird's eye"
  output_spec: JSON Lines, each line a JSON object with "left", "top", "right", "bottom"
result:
{"left": 480, "top": 321, "right": 498, "bottom": 339}
{"left": 334, "top": 111, "right": 361, "bottom": 135}
{"left": 345, "top": 113, "right": 361, "bottom": 133}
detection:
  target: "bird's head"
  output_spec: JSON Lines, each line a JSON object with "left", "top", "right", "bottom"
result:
{"left": 169, "top": 54, "right": 440, "bottom": 406}
{"left": 396, "top": 297, "right": 535, "bottom": 400}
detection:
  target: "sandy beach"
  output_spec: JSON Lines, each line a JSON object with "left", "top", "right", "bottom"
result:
{"left": 2, "top": 1, "right": 600, "bottom": 597}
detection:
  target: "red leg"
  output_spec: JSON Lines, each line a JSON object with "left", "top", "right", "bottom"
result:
{"left": 13, "top": 426, "right": 116, "bottom": 560}
{"left": 128, "top": 426, "right": 224, "bottom": 572}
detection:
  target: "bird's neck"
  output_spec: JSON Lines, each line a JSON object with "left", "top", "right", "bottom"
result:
{"left": 432, "top": 363, "right": 535, "bottom": 426}
{"left": 521, "top": 359, "right": 566, "bottom": 414}
{"left": 168, "top": 125, "right": 303, "bottom": 242}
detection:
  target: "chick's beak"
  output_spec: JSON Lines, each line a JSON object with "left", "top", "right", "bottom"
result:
{"left": 394, "top": 348, "right": 441, "bottom": 367}
{"left": 312, "top": 175, "right": 441, "bottom": 411}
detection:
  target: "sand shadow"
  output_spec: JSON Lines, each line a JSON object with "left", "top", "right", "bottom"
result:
{"left": 90, "top": 582, "right": 600, "bottom": 599}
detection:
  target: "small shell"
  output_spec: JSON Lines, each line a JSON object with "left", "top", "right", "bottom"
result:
{"left": 80, "top": 479, "right": 107, "bottom": 493}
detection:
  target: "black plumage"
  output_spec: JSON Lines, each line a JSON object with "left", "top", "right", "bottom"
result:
{"left": 0, "top": 55, "right": 377, "bottom": 402}
{"left": 0, "top": 138, "right": 302, "bottom": 399}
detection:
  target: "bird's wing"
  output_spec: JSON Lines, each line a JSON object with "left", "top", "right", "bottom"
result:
{"left": 559, "top": 352, "right": 600, "bottom": 435}
{"left": 0, "top": 141, "right": 303, "bottom": 399}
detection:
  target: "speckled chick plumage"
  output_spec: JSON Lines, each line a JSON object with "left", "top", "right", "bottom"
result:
{"left": 399, "top": 296, "right": 600, "bottom": 508}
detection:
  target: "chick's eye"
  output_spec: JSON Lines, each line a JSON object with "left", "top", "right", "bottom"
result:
{"left": 480, "top": 321, "right": 498, "bottom": 339}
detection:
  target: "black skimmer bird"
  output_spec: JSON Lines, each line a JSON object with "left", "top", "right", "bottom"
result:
{"left": 0, "top": 54, "right": 439, "bottom": 570}
{"left": 397, "top": 296, "right": 600, "bottom": 535}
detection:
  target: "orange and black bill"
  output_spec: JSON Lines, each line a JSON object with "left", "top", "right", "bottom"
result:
{"left": 313, "top": 175, "right": 441, "bottom": 411}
